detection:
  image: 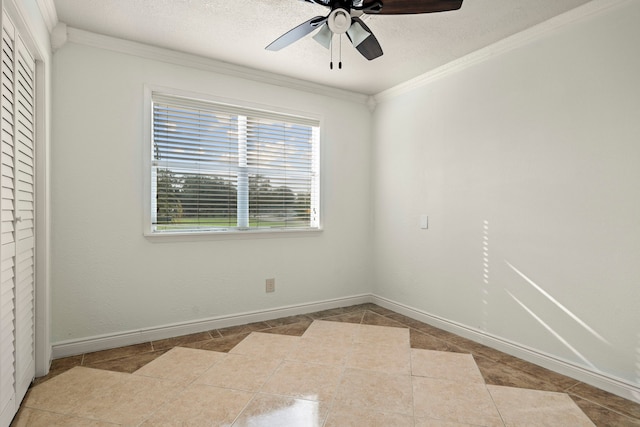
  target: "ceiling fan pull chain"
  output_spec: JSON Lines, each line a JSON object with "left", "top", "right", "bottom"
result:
{"left": 330, "top": 34, "right": 333, "bottom": 69}
{"left": 339, "top": 34, "right": 343, "bottom": 69}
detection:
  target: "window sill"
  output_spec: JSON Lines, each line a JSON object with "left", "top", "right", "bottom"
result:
{"left": 144, "top": 227, "right": 323, "bottom": 243}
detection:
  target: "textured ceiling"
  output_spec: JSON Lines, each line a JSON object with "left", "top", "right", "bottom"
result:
{"left": 52, "top": 0, "right": 593, "bottom": 95}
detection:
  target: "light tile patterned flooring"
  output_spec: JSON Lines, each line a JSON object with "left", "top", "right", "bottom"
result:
{"left": 13, "top": 304, "right": 640, "bottom": 426}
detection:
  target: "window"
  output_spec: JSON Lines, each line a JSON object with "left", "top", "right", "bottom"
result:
{"left": 149, "top": 92, "right": 320, "bottom": 234}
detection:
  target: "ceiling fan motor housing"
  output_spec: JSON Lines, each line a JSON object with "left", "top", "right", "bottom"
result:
{"left": 328, "top": 8, "right": 351, "bottom": 34}
{"left": 331, "top": 0, "right": 353, "bottom": 10}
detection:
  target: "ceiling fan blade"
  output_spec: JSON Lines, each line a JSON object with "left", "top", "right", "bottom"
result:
{"left": 347, "top": 17, "right": 383, "bottom": 61}
{"left": 266, "top": 16, "right": 328, "bottom": 51}
{"left": 363, "top": 0, "right": 463, "bottom": 15}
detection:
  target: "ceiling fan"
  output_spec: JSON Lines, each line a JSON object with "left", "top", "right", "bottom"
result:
{"left": 266, "top": 0, "right": 464, "bottom": 65}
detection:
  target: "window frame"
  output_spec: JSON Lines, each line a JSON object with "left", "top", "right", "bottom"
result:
{"left": 143, "top": 85, "right": 323, "bottom": 240}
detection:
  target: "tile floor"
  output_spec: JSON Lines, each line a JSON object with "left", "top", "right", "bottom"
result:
{"left": 13, "top": 304, "right": 640, "bottom": 426}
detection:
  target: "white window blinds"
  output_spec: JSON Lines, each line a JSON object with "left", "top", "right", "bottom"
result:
{"left": 151, "top": 93, "right": 320, "bottom": 233}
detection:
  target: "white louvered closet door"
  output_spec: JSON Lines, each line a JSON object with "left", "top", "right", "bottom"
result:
{"left": 0, "top": 11, "right": 35, "bottom": 426}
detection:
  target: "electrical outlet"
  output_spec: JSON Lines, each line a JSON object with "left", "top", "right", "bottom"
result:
{"left": 265, "top": 278, "right": 275, "bottom": 293}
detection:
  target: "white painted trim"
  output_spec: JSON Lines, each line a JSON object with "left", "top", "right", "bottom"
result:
{"left": 371, "top": 294, "right": 640, "bottom": 404}
{"left": 51, "top": 294, "right": 372, "bottom": 359}
{"left": 6, "top": 0, "right": 49, "bottom": 61}
{"left": 50, "top": 22, "right": 67, "bottom": 51}
{"left": 366, "top": 95, "right": 377, "bottom": 112}
{"left": 374, "top": 0, "right": 632, "bottom": 102}
{"left": 33, "top": 58, "right": 51, "bottom": 379}
{"left": 51, "top": 290, "right": 640, "bottom": 404}
{"left": 63, "top": 26, "right": 369, "bottom": 106}
{"left": 36, "top": 0, "right": 57, "bottom": 32}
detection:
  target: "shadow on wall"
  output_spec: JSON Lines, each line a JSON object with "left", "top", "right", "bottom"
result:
{"left": 504, "top": 260, "right": 610, "bottom": 371}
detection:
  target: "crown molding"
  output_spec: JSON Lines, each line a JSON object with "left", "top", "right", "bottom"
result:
{"left": 36, "top": 0, "right": 58, "bottom": 32}
{"left": 64, "top": 27, "right": 369, "bottom": 105}
{"left": 51, "top": 22, "right": 67, "bottom": 51}
{"left": 374, "top": 0, "right": 631, "bottom": 102}
{"left": 366, "top": 96, "right": 377, "bottom": 112}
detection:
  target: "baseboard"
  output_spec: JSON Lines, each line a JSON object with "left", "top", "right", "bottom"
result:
{"left": 51, "top": 292, "right": 640, "bottom": 404}
{"left": 371, "top": 294, "right": 640, "bottom": 404}
{"left": 51, "top": 294, "right": 372, "bottom": 359}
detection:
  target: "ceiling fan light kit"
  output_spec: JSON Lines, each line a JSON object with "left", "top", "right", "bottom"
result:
{"left": 312, "top": 23, "right": 333, "bottom": 49}
{"left": 328, "top": 8, "right": 351, "bottom": 34}
{"left": 346, "top": 20, "right": 370, "bottom": 47}
{"left": 266, "top": 0, "right": 464, "bottom": 66}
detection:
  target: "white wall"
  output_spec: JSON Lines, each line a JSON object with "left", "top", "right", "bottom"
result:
{"left": 372, "top": 0, "right": 640, "bottom": 389}
{"left": 50, "top": 0, "right": 640, "bottom": 399}
{"left": 51, "top": 42, "right": 372, "bottom": 343}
